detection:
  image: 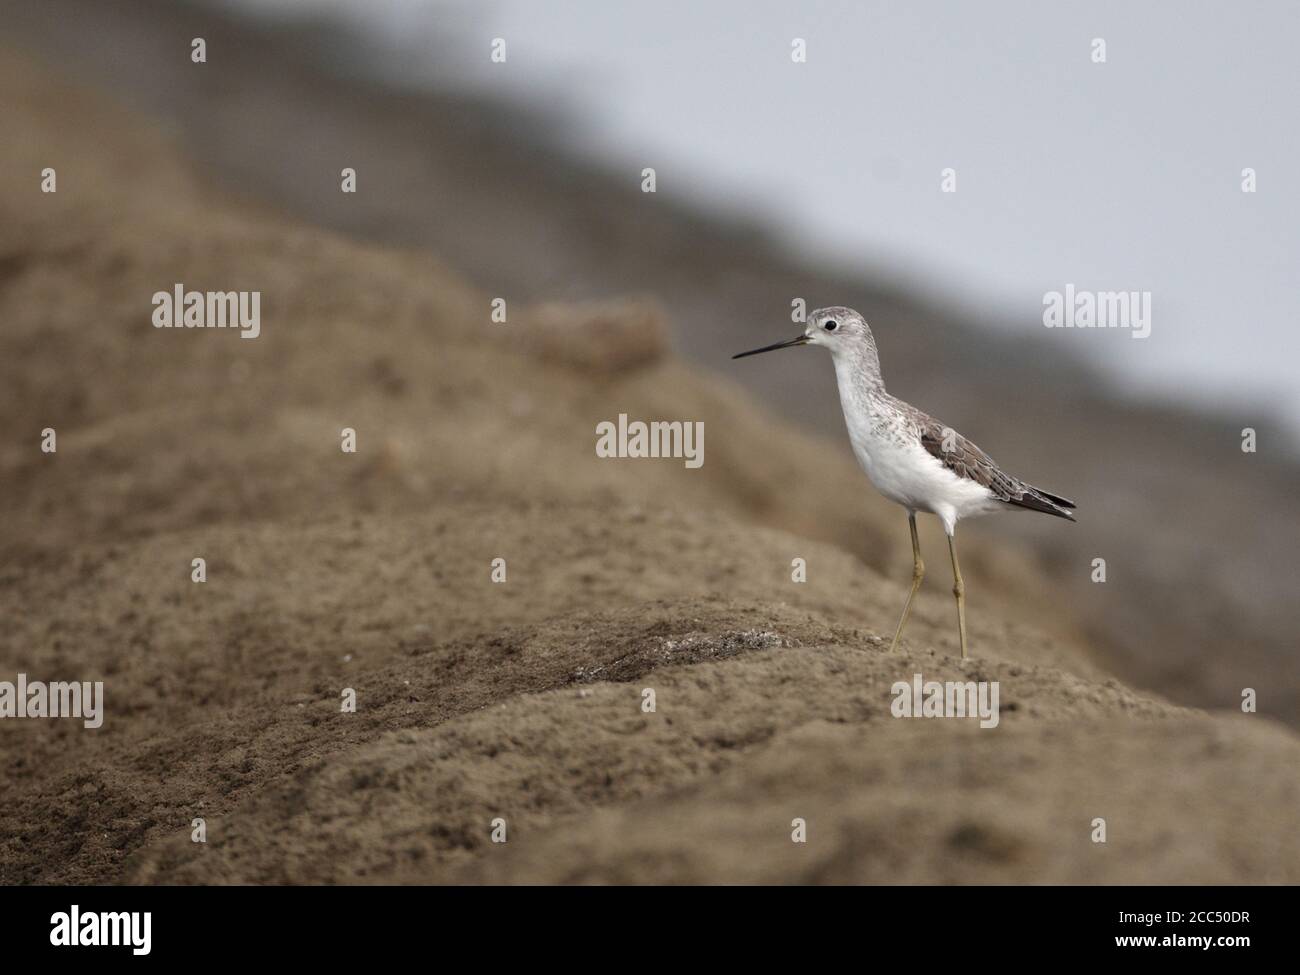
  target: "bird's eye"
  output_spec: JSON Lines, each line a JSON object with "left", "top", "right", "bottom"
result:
{"left": 824, "top": 320, "right": 838, "bottom": 331}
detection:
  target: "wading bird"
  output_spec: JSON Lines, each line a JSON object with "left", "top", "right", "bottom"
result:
{"left": 733, "top": 306, "right": 1075, "bottom": 658}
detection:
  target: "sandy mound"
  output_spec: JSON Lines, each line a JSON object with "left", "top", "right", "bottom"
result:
{"left": 1, "top": 49, "right": 1296, "bottom": 884}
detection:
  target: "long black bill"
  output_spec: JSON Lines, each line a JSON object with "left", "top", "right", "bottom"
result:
{"left": 731, "top": 334, "right": 809, "bottom": 359}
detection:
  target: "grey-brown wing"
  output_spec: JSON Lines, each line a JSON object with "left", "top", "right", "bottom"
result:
{"left": 915, "top": 417, "right": 1023, "bottom": 501}
{"left": 914, "top": 413, "right": 1077, "bottom": 519}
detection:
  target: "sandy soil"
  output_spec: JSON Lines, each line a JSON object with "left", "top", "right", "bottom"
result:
{"left": 1, "top": 50, "right": 1296, "bottom": 885}
{"left": 3, "top": 0, "right": 1290, "bottom": 729}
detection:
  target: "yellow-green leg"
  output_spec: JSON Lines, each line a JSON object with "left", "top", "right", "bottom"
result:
{"left": 888, "top": 512, "right": 924, "bottom": 652}
{"left": 948, "top": 532, "right": 968, "bottom": 659}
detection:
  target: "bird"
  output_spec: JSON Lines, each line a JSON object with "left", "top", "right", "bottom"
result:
{"left": 733, "top": 306, "right": 1075, "bottom": 659}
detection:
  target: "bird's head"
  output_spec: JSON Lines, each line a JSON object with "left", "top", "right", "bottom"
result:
{"left": 732, "top": 306, "right": 875, "bottom": 361}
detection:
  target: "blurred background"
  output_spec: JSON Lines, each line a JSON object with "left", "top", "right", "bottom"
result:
{"left": 4, "top": 0, "right": 1297, "bottom": 721}
{"left": 228, "top": 0, "right": 1300, "bottom": 435}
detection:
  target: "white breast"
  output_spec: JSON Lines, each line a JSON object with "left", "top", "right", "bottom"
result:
{"left": 831, "top": 359, "right": 999, "bottom": 532}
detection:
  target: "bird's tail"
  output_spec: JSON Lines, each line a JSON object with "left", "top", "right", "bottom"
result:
{"left": 1009, "top": 486, "right": 1077, "bottom": 522}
